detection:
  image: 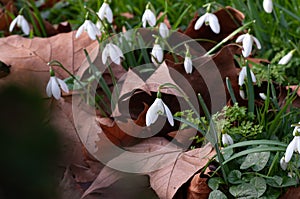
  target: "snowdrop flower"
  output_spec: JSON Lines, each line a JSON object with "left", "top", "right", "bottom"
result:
{"left": 146, "top": 96, "right": 174, "bottom": 126}
{"left": 263, "top": 0, "right": 273, "bottom": 13}
{"left": 280, "top": 156, "right": 288, "bottom": 170}
{"left": 284, "top": 124, "right": 300, "bottom": 163}
{"left": 259, "top": 93, "right": 267, "bottom": 100}
{"left": 238, "top": 66, "right": 256, "bottom": 86}
{"left": 151, "top": 41, "right": 163, "bottom": 66}
{"left": 9, "top": 14, "right": 30, "bottom": 35}
{"left": 194, "top": 12, "right": 220, "bottom": 34}
{"left": 236, "top": 33, "right": 261, "bottom": 57}
{"left": 278, "top": 49, "right": 295, "bottom": 65}
{"left": 46, "top": 68, "right": 69, "bottom": 100}
{"left": 102, "top": 43, "right": 124, "bottom": 65}
{"left": 238, "top": 66, "right": 256, "bottom": 99}
{"left": 222, "top": 133, "right": 234, "bottom": 146}
{"left": 142, "top": 3, "right": 156, "bottom": 28}
{"left": 76, "top": 20, "right": 101, "bottom": 40}
{"left": 97, "top": 1, "right": 113, "bottom": 23}
{"left": 184, "top": 44, "right": 192, "bottom": 74}
{"left": 159, "top": 22, "right": 169, "bottom": 38}
{"left": 239, "top": 90, "right": 246, "bottom": 100}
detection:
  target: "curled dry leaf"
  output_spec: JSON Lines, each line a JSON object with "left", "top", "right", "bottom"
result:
{"left": 186, "top": 174, "right": 211, "bottom": 199}
{"left": 0, "top": 31, "right": 97, "bottom": 95}
{"left": 148, "top": 142, "right": 215, "bottom": 199}
{"left": 82, "top": 137, "right": 215, "bottom": 199}
{"left": 59, "top": 167, "right": 84, "bottom": 199}
{"left": 184, "top": 6, "right": 245, "bottom": 51}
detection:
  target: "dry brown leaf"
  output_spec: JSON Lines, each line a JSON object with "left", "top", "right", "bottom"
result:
{"left": 149, "top": 143, "right": 215, "bottom": 199}
{"left": 59, "top": 167, "right": 84, "bottom": 199}
{"left": 186, "top": 174, "right": 211, "bottom": 199}
{"left": 70, "top": 160, "right": 104, "bottom": 183}
{"left": 0, "top": 31, "right": 97, "bottom": 95}
{"left": 82, "top": 137, "right": 214, "bottom": 199}
{"left": 286, "top": 85, "right": 300, "bottom": 97}
{"left": 81, "top": 166, "right": 128, "bottom": 198}
{"left": 48, "top": 96, "right": 88, "bottom": 167}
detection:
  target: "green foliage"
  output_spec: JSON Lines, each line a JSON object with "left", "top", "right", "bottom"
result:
{"left": 213, "top": 103, "right": 263, "bottom": 141}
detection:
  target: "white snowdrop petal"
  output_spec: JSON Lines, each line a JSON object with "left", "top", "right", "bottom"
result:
{"left": 57, "top": 78, "right": 69, "bottom": 93}
{"left": 105, "top": 5, "right": 113, "bottom": 23}
{"left": 46, "top": 78, "right": 52, "bottom": 97}
{"left": 259, "top": 93, "right": 267, "bottom": 100}
{"left": 280, "top": 157, "right": 287, "bottom": 170}
{"left": 159, "top": 22, "right": 169, "bottom": 38}
{"left": 147, "top": 10, "right": 156, "bottom": 27}
{"left": 86, "top": 22, "right": 96, "bottom": 40}
{"left": 278, "top": 52, "right": 293, "bottom": 65}
{"left": 249, "top": 70, "right": 257, "bottom": 83}
{"left": 252, "top": 36, "right": 262, "bottom": 49}
{"left": 51, "top": 77, "right": 61, "bottom": 100}
{"left": 184, "top": 56, "right": 192, "bottom": 74}
{"left": 263, "top": 0, "right": 273, "bottom": 13}
{"left": 239, "top": 90, "right": 246, "bottom": 99}
{"left": 242, "top": 34, "right": 253, "bottom": 57}
{"left": 102, "top": 44, "right": 109, "bottom": 64}
{"left": 21, "top": 18, "right": 30, "bottom": 35}
{"left": 194, "top": 15, "right": 206, "bottom": 30}
{"left": 238, "top": 67, "right": 247, "bottom": 86}
{"left": 109, "top": 44, "right": 120, "bottom": 64}
{"left": 236, "top": 34, "right": 245, "bottom": 43}
{"left": 98, "top": 3, "right": 106, "bottom": 20}
{"left": 163, "top": 102, "right": 174, "bottom": 126}
{"left": 146, "top": 98, "right": 163, "bottom": 126}
{"left": 9, "top": 17, "right": 18, "bottom": 32}
{"left": 285, "top": 137, "right": 296, "bottom": 163}
{"left": 207, "top": 13, "right": 220, "bottom": 34}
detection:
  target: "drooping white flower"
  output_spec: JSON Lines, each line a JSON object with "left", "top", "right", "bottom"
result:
{"left": 146, "top": 97, "right": 174, "bottom": 126}
{"left": 284, "top": 124, "right": 300, "bottom": 163}
{"left": 222, "top": 133, "right": 234, "bottom": 146}
{"left": 259, "top": 93, "right": 267, "bottom": 100}
{"left": 151, "top": 43, "right": 163, "bottom": 66}
{"left": 184, "top": 44, "right": 192, "bottom": 74}
{"left": 239, "top": 89, "right": 246, "bottom": 100}
{"left": 263, "top": 0, "right": 273, "bottom": 13}
{"left": 184, "top": 56, "right": 192, "bottom": 74}
{"left": 97, "top": 2, "right": 113, "bottom": 23}
{"left": 285, "top": 136, "right": 300, "bottom": 163}
{"left": 236, "top": 33, "right": 261, "bottom": 57}
{"left": 280, "top": 156, "right": 288, "bottom": 170}
{"left": 278, "top": 50, "right": 295, "bottom": 65}
{"left": 194, "top": 12, "right": 220, "bottom": 34}
{"left": 142, "top": 9, "right": 156, "bottom": 28}
{"left": 159, "top": 22, "right": 169, "bottom": 38}
{"left": 238, "top": 66, "right": 257, "bottom": 86}
{"left": 238, "top": 66, "right": 256, "bottom": 99}
{"left": 76, "top": 20, "right": 101, "bottom": 40}
{"left": 46, "top": 68, "right": 69, "bottom": 100}
{"left": 102, "top": 43, "right": 124, "bottom": 65}
{"left": 9, "top": 14, "right": 30, "bottom": 35}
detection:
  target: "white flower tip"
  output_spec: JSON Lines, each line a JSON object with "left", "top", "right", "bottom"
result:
{"left": 239, "top": 90, "right": 246, "bottom": 99}
{"left": 259, "top": 93, "right": 267, "bottom": 100}
{"left": 280, "top": 157, "right": 288, "bottom": 170}
{"left": 263, "top": 0, "right": 273, "bottom": 13}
